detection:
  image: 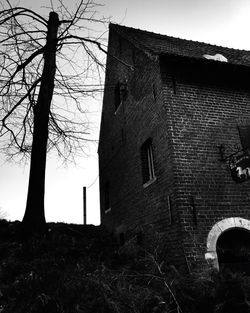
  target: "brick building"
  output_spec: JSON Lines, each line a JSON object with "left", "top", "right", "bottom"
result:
{"left": 98, "top": 23, "right": 250, "bottom": 271}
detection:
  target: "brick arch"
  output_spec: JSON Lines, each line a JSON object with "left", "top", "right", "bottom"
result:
{"left": 205, "top": 217, "right": 250, "bottom": 269}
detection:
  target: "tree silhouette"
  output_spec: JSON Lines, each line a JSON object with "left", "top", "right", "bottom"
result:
{"left": 0, "top": 0, "right": 108, "bottom": 233}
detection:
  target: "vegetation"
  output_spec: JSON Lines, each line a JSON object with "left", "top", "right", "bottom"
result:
{"left": 0, "top": 220, "right": 250, "bottom": 313}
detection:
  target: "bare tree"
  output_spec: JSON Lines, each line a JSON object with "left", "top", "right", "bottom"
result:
{"left": 0, "top": 0, "right": 108, "bottom": 233}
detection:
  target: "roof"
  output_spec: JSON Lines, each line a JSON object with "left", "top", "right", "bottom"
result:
{"left": 110, "top": 23, "right": 250, "bottom": 67}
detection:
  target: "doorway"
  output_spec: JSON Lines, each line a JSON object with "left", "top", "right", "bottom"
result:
{"left": 217, "top": 228, "right": 250, "bottom": 275}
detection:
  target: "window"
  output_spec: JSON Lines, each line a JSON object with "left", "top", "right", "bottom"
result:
{"left": 104, "top": 182, "right": 111, "bottom": 214}
{"left": 114, "top": 81, "right": 128, "bottom": 112}
{"left": 238, "top": 125, "right": 250, "bottom": 150}
{"left": 140, "top": 138, "right": 155, "bottom": 186}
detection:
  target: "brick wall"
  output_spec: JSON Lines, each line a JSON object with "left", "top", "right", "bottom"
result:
{"left": 99, "top": 28, "right": 250, "bottom": 271}
{"left": 99, "top": 29, "right": 186, "bottom": 267}
{"left": 160, "top": 56, "right": 250, "bottom": 269}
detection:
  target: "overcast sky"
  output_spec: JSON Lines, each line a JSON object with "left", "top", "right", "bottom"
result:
{"left": 1, "top": 0, "right": 250, "bottom": 225}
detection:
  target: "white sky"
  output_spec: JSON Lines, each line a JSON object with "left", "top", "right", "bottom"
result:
{"left": 1, "top": 0, "right": 250, "bottom": 225}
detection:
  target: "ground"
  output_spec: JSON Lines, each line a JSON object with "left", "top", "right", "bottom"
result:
{"left": 0, "top": 220, "right": 250, "bottom": 313}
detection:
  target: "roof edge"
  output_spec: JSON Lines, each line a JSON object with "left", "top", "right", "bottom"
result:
{"left": 109, "top": 23, "right": 250, "bottom": 53}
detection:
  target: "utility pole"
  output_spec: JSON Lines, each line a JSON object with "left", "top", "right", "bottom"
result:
{"left": 83, "top": 186, "right": 87, "bottom": 225}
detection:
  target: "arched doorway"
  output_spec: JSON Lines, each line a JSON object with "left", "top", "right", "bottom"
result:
{"left": 217, "top": 228, "right": 250, "bottom": 274}
{"left": 205, "top": 217, "right": 250, "bottom": 270}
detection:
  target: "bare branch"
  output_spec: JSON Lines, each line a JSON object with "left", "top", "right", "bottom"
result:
{"left": 1, "top": 78, "right": 41, "bottom": 126}
{"left": 59, "top": 35, "right": 134, "bottom": 70}
{"left": 0, "top": 0, "right": 132, "bottom": 163}
{"left": 1, "top": 3, "right": 47, "bottom": 25}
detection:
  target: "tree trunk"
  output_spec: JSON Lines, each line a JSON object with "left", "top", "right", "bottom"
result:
{"left": 22, "top": 12, "right": 59, "bottom": 233}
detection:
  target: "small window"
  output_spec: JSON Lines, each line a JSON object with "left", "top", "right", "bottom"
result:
{"left": 238, "top": 125, "right": 250, "bottom": 150}
{"left": 104, "top": 182, "right": 111, "bottom": 214}
{"left": 140, "top": 138, "right": 155, "bottom": 186}
{"left": 114, "top": 81, "right": 128, "bottom": 112}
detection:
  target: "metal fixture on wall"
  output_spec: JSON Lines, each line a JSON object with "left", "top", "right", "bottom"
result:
{"left": 218, "top": 144, "right": 250, "bottom": 183}
{"left": 218, "top": 143, "right": 242, "bottom": 162}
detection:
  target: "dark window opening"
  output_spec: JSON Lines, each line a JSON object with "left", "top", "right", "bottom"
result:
{"left": 114, "top": 81, "right": 128, "bottom": 112}
{"left": 140, "top": 138, "right": 155, "bottom": 185}
{"left": 104, "top": 182, "right": 111, "bottom": 213}
{"left": 217, "top": 228, "right": 250, "bottom": 275}
{"left": 238, "top": 125, "right": 250, "bottom": 150}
